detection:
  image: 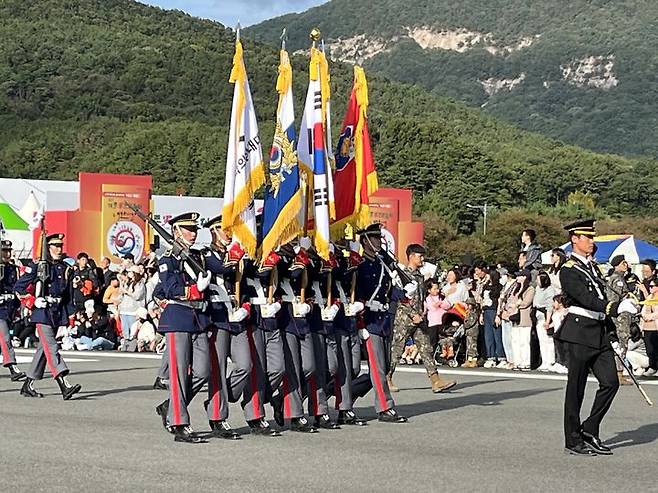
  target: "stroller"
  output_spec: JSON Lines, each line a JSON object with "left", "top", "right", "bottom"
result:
{"left": 434, "top": 302, "right": 469, "bottom": 367}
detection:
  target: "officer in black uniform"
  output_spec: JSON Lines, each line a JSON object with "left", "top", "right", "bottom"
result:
{"left": 0, "top": 240, "right": 26, "bottom": 381}
{"left": 556, "top": 219, "right": 627, "bottom": 456}
{"left": 154, "top": 213, "right": 211, "bottom": 444}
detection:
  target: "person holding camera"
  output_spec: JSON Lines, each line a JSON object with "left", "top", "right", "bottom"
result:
{"left": 117, "top": 265, "right": 146, "bottom": 342}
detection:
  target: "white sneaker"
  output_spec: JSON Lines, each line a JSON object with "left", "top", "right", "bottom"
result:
{"left": 644, "top": 368, "right": 657, "bottom": 377}
{"left": 495, "top": 360, "right": 508, "bottom": 369}
{"left": 552, "top": 363, "right": 568, "bottom": 374}
{"left": 537, "top": 364, "right": 551, "bottom": 372}
{"left": 633, "top": 368, "right": 646, "bottom": 377}
{"left": 483, "top": 359, "right": 496, "bottom": 368}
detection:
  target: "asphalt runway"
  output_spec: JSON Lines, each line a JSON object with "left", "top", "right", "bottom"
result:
{"left": 2, "top": 350, "right": 657, "bottom": 492}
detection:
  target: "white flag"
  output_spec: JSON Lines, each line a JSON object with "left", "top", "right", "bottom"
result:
{"left": 221, "top": 39, "right": 265, "bottom": 258}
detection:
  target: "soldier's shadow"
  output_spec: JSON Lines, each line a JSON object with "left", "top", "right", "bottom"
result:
{"left": 73, "top": 384, "right": 155, "bottom": 400}
{"left": 607, "top": 423, "right": 658, "bottom": 449}
{"left": 357, "top": 387, "right": 557, "bottom": 420}
{"left": 397, "top": 379, "right": 511, "bottom": 393}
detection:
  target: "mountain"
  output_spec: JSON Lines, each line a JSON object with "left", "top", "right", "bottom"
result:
{"left": 247, "top": 0, "right": 658, "bottom": 158}
{"left": 1, "top": 0, "right": 656, "bottom": 238}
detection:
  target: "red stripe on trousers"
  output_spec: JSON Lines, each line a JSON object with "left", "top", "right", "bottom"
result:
{"left": 37, "top": 324, "right": 58, "bottom": 378}
{"left": 246, "top": 327, "right": 262, "bottom": 418}
{"left": 167, "top": 334, "right": 183, "bottom": 426}
{"left": 308, "top": 374, "right": 319, "bottom": 416}
{"left": 208, "top": 332, "right": 221, "bottom": 421}
{"left": 366, "top": 338, "right": 388, "bottom": 412}
{"left": 0, "top": 331, "right": 11, "bottom": 366}
{"left": 282, "top": 375, "right": 291, "bottom": 419}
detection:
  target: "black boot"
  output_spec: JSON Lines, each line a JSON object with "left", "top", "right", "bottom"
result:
{"left": 271, "top": 394, "right": 284, "bottom": 427}
{"left": 173, "top": 425, "right": 206, "bottom": 444}
{"left": 155, "top": 400, "right": 173, "bottom": 433}
{"left": 152, "top": 376, "right": 168, "bottom": 390}
{"left": 337, "top": 410, "right": 367, "bottom": 426}
{"left": 56, "top": 375, "right": 81, "bottom": 401}
{"left": 209, "top": 420, "right": 240, "bottom": 440}
{"left": 8, "top": 364, "right": 26, "bottom": 382}
{"left": 378, "top": 408, "right": 408, "bottom": 423}
{"left": 248, "top": 418, "right": 282, "bottom": 437}
{"left": 290, "top": 416, "right": 318, "bottom": 433}
{"left": 20, "top": 378, "right": 43, "bottom": 398}
{"left": 314, "top": 414, "right": 340, "bottom": 429}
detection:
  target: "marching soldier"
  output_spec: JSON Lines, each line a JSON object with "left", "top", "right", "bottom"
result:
{"left": 605, "top": 255, "right": 633, "bottom": 385}
{"left": 387, "top": 243, "right": 456, "bottom": 393}
{"left": 201, "top": 215, "right": 255, "bottom": 439}
{"left": 154, "top": 212, "right": 211, "bottom": 444}
{"left": 15, "top": 233, "right": 82, "bottom": 400}
{"left": 307, "top": 245, "right": 341, "bottom": 429}
{"left": 0, "top": 240, "right": 26, "bottom": 382}
{"left": 556, "top": 219, "right": 635, "bottom": 456}
{"left": 324, "top": 239, "right": 367, "bottom": 425}
{"left": 271, "top": 241, "right": 318, "bottom": 433}
{"left": 240, "top": 249, "right": 285, "bottom": 437}
{"left": 352, "top": 224, "right": 407, "bottom": 423}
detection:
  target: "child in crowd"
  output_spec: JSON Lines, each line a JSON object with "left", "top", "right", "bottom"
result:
{"left": 400, "top": 337, "right": 420, "bottom": 365}
{"left": 424, "top": 279, "right": 452, "bottom": 351}
{"left": 548, "top": 294, "right": 568, "bottom": 374}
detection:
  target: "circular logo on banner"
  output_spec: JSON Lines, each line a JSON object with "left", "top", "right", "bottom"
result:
{"left": 107, "top": 221, "right": 144, "bottom": 261}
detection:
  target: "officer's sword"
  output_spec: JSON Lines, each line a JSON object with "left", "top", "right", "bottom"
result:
{"left": 613, "top": 350, "right": 653, "bottom": 406}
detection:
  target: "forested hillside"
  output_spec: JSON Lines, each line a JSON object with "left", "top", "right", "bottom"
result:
{"left": 1, "top": 0, "right": 657, "bottom": 260}
{"left": 248, "top": 0, "right": 658, "bottom": 158}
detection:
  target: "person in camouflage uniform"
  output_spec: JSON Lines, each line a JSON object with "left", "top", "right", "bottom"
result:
{"left": 461, "top": 298, "right": 480, "bottom": 367}
{"left": 606, "top": 255, "right": 633, "bottom": 385}
{"left": 387, "top": 244, "right": 456, "bottom": 394}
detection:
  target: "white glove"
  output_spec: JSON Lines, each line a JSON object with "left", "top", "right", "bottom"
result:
{"left": 345, "top": 301, "right": 365, "bottom": 317}
{"left": 293, "top": 302, "right": 311, "bottom": 317}
{"left": 389, "top": 271, "right": 400, "bottom": 285}
{"left": 611, "top": 341, "right": 623, "bottom": 356}
{"left": 404, "top": 281, "right": 418, "bottom": 298}
{"left": 419, "top": 262, "right": 438, "bottom": 281}
{"left": 34, "top": 297, "right": 47, "bottom": 309}
{"left": 618, "top": 298, "right": 638, "bottom": 315}
{"left": 229, "top": 307, "right": 249, "bottom": 323}
{"left": 321, "top": 304, "right": 340, "bottom": 321}
{"left": 196, "top": 271, "right": 212, "bottom": 292}
{"left": 358, "top": 328, "right": 370, "bottom": 340}
{"left": 261, "top": 302, "right": 281, "bottom": 318}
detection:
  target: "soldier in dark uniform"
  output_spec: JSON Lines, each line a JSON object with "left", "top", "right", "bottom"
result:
{"left": 324, "top": 239, "right": 367, "bottom": 426}
{"left": 0, "top": 240, "right": 26, "bottom": 381}
{"left": 556, "top": 219, "right": 630, "bottom": 456}
{"left": 307, "top": 245, "right": 341, "bottom": 429}
{"left": 153, "top": 213, "right": 211, "bottom": 444}
{"left": 351, "top": 224, "right": 407, "bottom": 423}
{"left": 15, "top": 233, "right": 82, "bottom": 400}
{"left": 202, "top": 215, "right": 259, "bottom": 440}
{"left": 270, "top": 241, "right": 318, "bottom": 433}
{"left": 240, "top": 249, "right": 285, "bottom": 437}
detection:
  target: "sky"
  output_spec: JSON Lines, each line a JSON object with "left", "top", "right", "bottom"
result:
{"left": 140, "top": 0, "right": 329, "bottom": 27}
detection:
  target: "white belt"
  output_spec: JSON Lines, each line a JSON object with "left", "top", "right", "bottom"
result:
{"left": 167, "top": 300, "right": 207, "bottom": 310}
{"left": 250, "top": 297, "right": 268, "bottom": 305}
{"left": 366, "top": 300, "right": 388, "bottom": 312}
{"left": 568, "top": 306, "right": 605, "bottom": 321}
{"left": 210, "top": 294, "right": 232, "bottom": 303}
{"left": 281, "top": 295, "right": 296, "bottom": 303}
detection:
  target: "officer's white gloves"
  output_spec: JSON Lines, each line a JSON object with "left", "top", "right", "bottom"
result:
{"left": 618, "top": 298, "right": 638, "bottom": 315}
{"left": 419, "top": 262, "right": 437, "bottom": 281}
{"left": 358, "top": 328, "right": 370, "bottom": 340}
{"left": 345, "top": 301, "right": 364, "bottom": 317}
{"left": 196, "top": 271, "right": 212, "bottom": 292}
{"left": 404, "top": 281, "right": 418, "bottom": 298}
{"left": 229, "top": 307, "right": 249, "bottom": 322}
{"left": 34, "top": 297, "right": 48, "bottom": 309}
{"left": 321, "top": 304, "right": 340, "bottom": 321}
{"left": 611, "top": 341, "right": 623, "bottom": 356}
{"left": 293, "top": 302, "right": 311, "bottom": 317}
{"left": 261, "top": 302, "right": 281, "bottom": 318}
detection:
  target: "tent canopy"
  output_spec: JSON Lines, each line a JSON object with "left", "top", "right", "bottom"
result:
{"left": 541, "top": 235, "right": 658, "bottom": 265}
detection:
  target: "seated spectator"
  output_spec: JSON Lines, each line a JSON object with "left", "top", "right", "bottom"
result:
{"left": 627, "top": 325, "right": 649, "bottom": 376}
{"left": 400, "top": 338, "right": 420, "bottom": 365}
{"left": 76, "top": 301, "right": 116, "bottom": 351}
{"left": 130, "top": 307, "right": 157, "bottom": 352}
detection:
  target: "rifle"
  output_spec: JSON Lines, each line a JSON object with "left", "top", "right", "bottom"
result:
{"left": 124, "top": 202, "right": 205, "bottom": 276}
{"left": 34, "top": 216, "right": 50, "bottom": 298}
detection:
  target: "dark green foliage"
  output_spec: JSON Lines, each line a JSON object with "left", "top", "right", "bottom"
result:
{"left": 248, "top": 0, "right": 658, "bottom": 158}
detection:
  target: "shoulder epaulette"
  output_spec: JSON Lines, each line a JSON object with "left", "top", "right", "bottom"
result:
{"left": 564, "top": 260, "right": 575, "bottom": 268}
{"left": 163, "top": 248, "right": 173, "bottom": 257}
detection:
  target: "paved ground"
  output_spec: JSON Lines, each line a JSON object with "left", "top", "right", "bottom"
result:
{"left": 2, "top": 350, "right": 657, "bottom": 493}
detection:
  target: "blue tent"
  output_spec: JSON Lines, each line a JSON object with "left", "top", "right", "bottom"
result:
{"left": 541, "top": 235, "right": 658, "bottom": 264}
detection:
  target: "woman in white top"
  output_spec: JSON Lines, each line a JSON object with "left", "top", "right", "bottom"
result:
{"left": 533, "top": 271, "right": 556, "bottom": 371}
{"left": 443, "top": 269, "right": 469, "bottom": 305}
{"left": 547, "top": 248, "right": 567, "bottom": 294}
{"left": 118, "top": 267, "right": 146, "bottom": 341}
